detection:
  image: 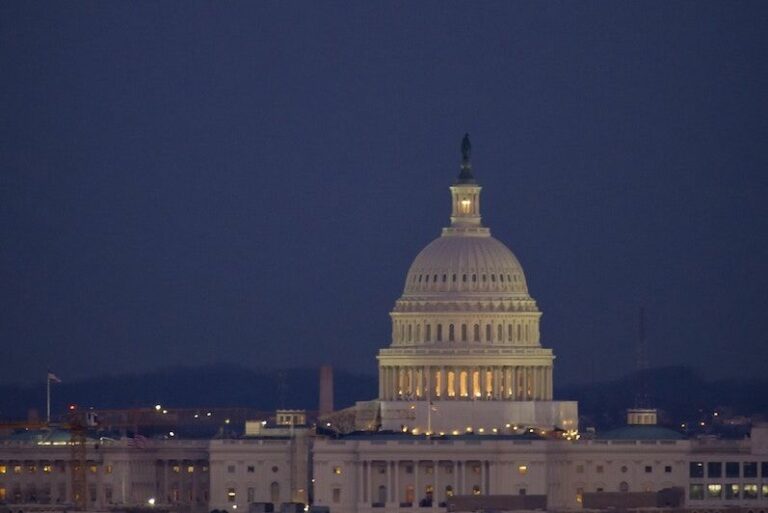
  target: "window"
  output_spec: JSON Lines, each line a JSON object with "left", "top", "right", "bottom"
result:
{"left": 247, "top": 465, "right": 255, "bottom": 473}
{"left": 762, "top": 483, "right": 768, "bottom": 498}
{"left": 596, "top": 465, "right": 604, "bottom": 474}
{"left": 576, "top": 465, "right": 584, "bottom": 474}
{"left": 247, "top": 487, "right": 255, "bottom": 503}
{"left": 596, "top": 487, "right": 604, "bottom": 493}
{"left": 725, "top": 483, "right": 739, "bottom": 499}
{"left": 519, "top": 488, "right": 526, "bottom": 496}
{"left": 619, "top": 482, "right": 629, "bottom": 493}
{"left": 518, "top": 464, "right": 528, "bottom": 475}
{"left": 333, "top": 466, "right": 342, "bottom": 475}
{"left": 271, "top": 466, "right": 279, "bottom": 473}
{"left": 449, "top": 324, "right": 455, "bottom": 342}
{"left": 576, "top": 487, "right": 583, "bottom": 504}
{"left": 227, "top": 465, "right": 236, "bottom": 473}
{"left": 187, "top": 465, "right": 194, "bottom": 473}
{"left": 664, "top": 465, "right": 672, "bottom": 473}
{"left": 436, "top": 324, "right": 442, "bottom": 342}
{"left": 690, "top": 462, "right": 704, "bottom": 478}
{"left": 270, "top": 482, "right": 280, "bottom": 504}
{"left": 13, "top": 465, "right": 21, "bottom": 474}
{"left": 471, "top": 464, "right": 480, "bottom": 474}
{"left": 621, "top": 465, "right": 628, "bottom": 473}
{"left": 762, "top": 461, "right": 768, "bottom": 478}
{"left": 461, "top": 324, "right": 467, "bottom": 342}
{"left": 472, "top": 485, "right": 480, "bottom": 495}
{"left": 0, "top": 465, "right": 5, "bottom": 474}
{"left": 485, "top": 324, "right": 491, "bottom": 342}
{"left": 744, "top": 461, "right": 757, "bottom": 478}
{"left": 706, "top": 483, "right": 722, "bottom": 499}
{"left": 332, "top": 488, "right": 341, "bottom": 503}
{"left": 227, "top": 488, "right": 236, "bottom": 502}
{"left": 43, "top": 465, "right": 52, "bottom": 473}
{"left": 473, "top": 324, "right": 479, "bottom": 342}
{"left": 89, "top": 465, "right": 98, "bottom": 474}
{"left": 743, "top": 484, "right": 758, "bottom": 499}
{"left": 689, "top": 484, "right": 704, "bottom": 500}
{"left": 425, "top": 324, "right": 431, "bottom": 342}
{"left": 644, "top": 465, "right": 652, "bottom": 473}
{"left": 725, "top": 462, "right": 739, "bottom": 478}
{"left": 445, "top": 485, "right": 453, "bottom": 498}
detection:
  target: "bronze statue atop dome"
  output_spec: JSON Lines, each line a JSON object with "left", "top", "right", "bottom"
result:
{"left": 461, "top": 133, "right": 471, "bottom": 161}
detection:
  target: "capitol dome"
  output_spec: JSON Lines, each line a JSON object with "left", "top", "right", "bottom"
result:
{"left": 375, "top": 135, "right": 576, "bottom": 434}
{"left": 403, "top": 234, "right": 529, "bottom": 296}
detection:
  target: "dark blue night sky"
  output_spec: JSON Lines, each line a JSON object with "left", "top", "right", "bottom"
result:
{"left": 1, "top": 2, "right": 767, "bottom": 386}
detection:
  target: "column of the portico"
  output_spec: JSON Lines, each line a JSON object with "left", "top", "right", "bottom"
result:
{"left": 414, "top": 461, "right": 419, "bottom": 505}
{"left": 493, "top": 368, "right": 501, "bottom": 399}
{"left": 538, "top": 367, "right": 544, "bottom": 400}
{"left": 504, "top": 366, "right": 512, "bottom": 399}
{"left": 367, "top": 460, "right": 372, "bottom": 504}
{"left": 433, "top": 461, "right": 439, "bottom": 509}
{"left": 393, "top": 461, "right": 399, "bottom": 505}
{"left": 511, "top": 366, "right": 518, "bottom": 400}
{"left": 357, "top": 461, "right": 364, "bottom": 507}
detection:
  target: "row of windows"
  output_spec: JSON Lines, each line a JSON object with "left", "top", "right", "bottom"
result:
{"left": 690, "top": 462, "right": 768, "bottom": 479}
{"left": 0, "top": 483, "right": 208, "bottom": 505}
{"left": 395, "top": 321, "right": 534, "bottom": 344}
{"left": 0, "top": 464, "right": 112, "bottom": 475}
{"left": 227, "top": 464, "right": 278, "bottom": 474}
{"left": 690, "top": 483, "right": 768, "bottom": 500}
{"left": 576, "top": 464, "right": 673, "bottom": 474}
{"left": 413, "top": 272, "right": 521, "bottom": 285}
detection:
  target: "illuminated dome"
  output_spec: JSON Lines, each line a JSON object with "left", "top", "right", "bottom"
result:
{"left": 403, "top": 234, "right": 529, "bottom": 297}
{"left": 375, "top": 134, "right": 577, "bottom": 434}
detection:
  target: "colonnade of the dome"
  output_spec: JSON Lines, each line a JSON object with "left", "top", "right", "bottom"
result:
{"left": 378, "top": 365, "right": 552, "bottom": 401}
{"left": 390, "top": 317, "right": 540, "bottom": 346}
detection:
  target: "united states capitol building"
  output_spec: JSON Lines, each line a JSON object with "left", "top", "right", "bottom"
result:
{"left": 3, "top": 139, "right": 767, "bottom": 513}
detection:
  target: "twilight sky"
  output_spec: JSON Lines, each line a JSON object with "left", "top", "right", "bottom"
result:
{"left": 1, "top": 1, "right": 767, "bottom": 386}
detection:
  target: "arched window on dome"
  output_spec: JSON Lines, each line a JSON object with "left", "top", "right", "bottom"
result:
{"left": 459, "top": 370, "right": 468, "bottom": 397}
{"left": 437, "top": 324, "right": 443, "bottom": 342}
{"left": 507, "top": 274, "right": 512, "bottom": 282}
{"left": 452, "top": 274, "right": 457, "bottom": 282}
{"left": 462, "top": 274, "right": 467, "bottom": 282}
{"left": 499, "top": 274, "right": 504, "bottom": 282}
{"left": 481, "top": 274, "right": 486, "bottom": 282}
{"left": 461, "top": 324, "right": 467, "bottom": 342}
{"left": 497, "top": 325, "right": 503, "bottom": 342}
{"left": 407, "top": 324, "right": 412, "bottom": 343}
{"left": 485, "top": 324, "right": 491, "bottom": 342}
{"left": 424, "top": 275, "right": 429, "bottom": 283}
{"left": 491, "top": 274, "right": 496, "bottom": 282}
{"left": 442, "top": 274, "right": 447, "bottom": 283}
{"left": 425, "top": 324, "right": 431, "bottom": 342}
{"left": 433, "top": 274, "right": 438, "bottom": 283}
{"left": 508, "top": 324, "right": 513, "bottom": 342}
{"left": 472, "top": 274, "right": 477, "bottom": 282}
{"left": 525, "top": 324, "right": 529, "bottom": 342}
{"left": 517, "top": 324, "right": 522, "bottom": 342}
{"left": 449, "top": 324, "right": 455, "bottom": 342}
{"left": 416, "top": 324, "right": 421, "bottom": 342}
{"left": 418, "top": 275, "right": 423, "bottom": 282}
{"left": 473, "top": 324, "right": 480, "bottom": 342}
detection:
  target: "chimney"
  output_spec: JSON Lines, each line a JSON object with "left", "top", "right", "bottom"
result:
{"left": 318, "top": 365, "right": 334, "bottom": 416}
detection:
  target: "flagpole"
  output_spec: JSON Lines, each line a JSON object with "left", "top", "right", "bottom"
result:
{"left": 46, "top": 374, "right": 51, "bottom": 424}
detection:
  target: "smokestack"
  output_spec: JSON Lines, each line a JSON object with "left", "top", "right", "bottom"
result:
{"left": 318, "top": 365, "right": 334, "bottom": 416}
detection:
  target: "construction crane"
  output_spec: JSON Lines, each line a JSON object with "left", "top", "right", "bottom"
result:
{"left": 67, "top": 407, "right": 88, "bottom": 510}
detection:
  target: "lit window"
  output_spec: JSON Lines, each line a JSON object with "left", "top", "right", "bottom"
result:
{"left": 472, "top": 485, "right": 481, "bottom": 495}
{"left": 28, "top": 465, "right": 37, "bottom": 473}
{"left": 333, "top": 466, "right": 342, "bottom": 475}
{"left": 459, "top": 199, "right": 471, "bottom": 214}
{"left": 743, "top": 484, "right": 758, "bottom": 499}
{"left": 576, "top": 488, "right": 583, "bottom": 504}
{"left": 725, "top": 484, "right": 740, "bottom": 499}
{"left": 518, "top": 464, "right": 528, "bottom": 475}
{"left": 202, "top": 465, "right": 209, "bottom": 472}
{"left": 172, "top": 465, "right": 181, "bottom": 473}
{"left": 43, "top": 465, "right": 52, "bottom": 473}
{"left": 0, "top": 465, "right": 5, "bottom": 474}
{"left": 187, "top": 466, "right": 194, "bottom": 473}
{"left": 89, "top": 465, "right": 98, "bottom": 474}
{"left": 105, "top": 465, "right": 113, "bottom": 474}
{"left": 707, "top": 483, "right": 722, "bottom": 499}
{"left": 227, "top": 488, "right": 236, "bottom": 502}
